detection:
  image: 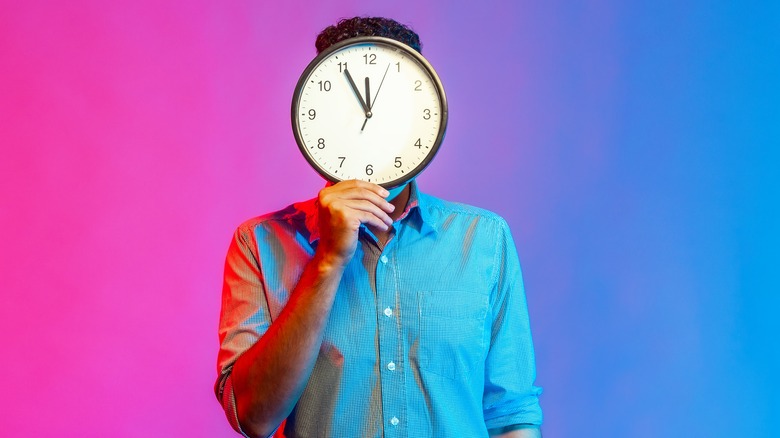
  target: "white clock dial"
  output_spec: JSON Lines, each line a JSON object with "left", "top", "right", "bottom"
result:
{"left": 292, "top": 37, "right": 447, "bottom": 188}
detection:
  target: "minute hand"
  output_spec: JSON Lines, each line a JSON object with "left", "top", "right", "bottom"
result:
{"left": 343, "top": 68, "right": 370, "bottom": 116}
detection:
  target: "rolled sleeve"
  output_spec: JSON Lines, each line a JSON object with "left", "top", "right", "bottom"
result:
{"left": 215, "top": 225, "right": 273, "bottom": 436}
{"left": 215, "top": 370, "right": 251, "bottom": 437}
{"left": 482, "top": 219, "right": 543, "bottom": 429}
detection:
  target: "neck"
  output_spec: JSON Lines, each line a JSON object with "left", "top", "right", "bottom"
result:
{"left": 388, "top": 184, "right": 411, "bottom": 221}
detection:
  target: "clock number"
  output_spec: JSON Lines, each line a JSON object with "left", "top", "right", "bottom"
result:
{"left": 338, "top": 157, "right": 345, "bottom": 167}
{"left": 395, "top": 62, "right": 401, "bottom": 72}
{"left": 363, "top": 53, "right": 377, "bottom": 65}
{"left": 307, "top": 109, "right": 316, "bottom": 120}
{"left": 394, "top": 157, "right": 402, "bottom": 168}
{"left": 317, "top": 138, "right": 325, "bottom": 149}
{"left": 365, "top": 164, "right": 374, "bottom": 175}
{"left": 318, "top": 80, "right": 331, "bottom": 91}
{"left": 423, "top": 109, "right": 431, "bottom": 120}
{"left": 337, "top": 62, "right": 348, "bottom": 73}
{"left": 414, "top": 80, "right": 422, "bottom": 91}
{"left": 414, "top": 138, "right": 422, "bottom": 148}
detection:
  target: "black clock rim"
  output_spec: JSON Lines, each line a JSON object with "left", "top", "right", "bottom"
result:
{"left": 290, "top": 36, "right": 448, "bottom": 190}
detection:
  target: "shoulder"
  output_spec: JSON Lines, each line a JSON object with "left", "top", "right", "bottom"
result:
{"left": 419, "top": 191, "right": 510, "bottom": 230}
{"left": 234, "top": 198, "right": 316, "bottom": 237}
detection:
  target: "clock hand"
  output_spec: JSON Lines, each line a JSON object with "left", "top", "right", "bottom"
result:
{"left": 369, "top": 63, "right": 391, "bottom": 111}
{"left": 362, "top": 77, "right": 371, "bottom": 132}
{"left": 343, "top": 68, "right": 371, "bottom": 116}
{"left": 365, "top": 77, "right": 371, "bottom": 109}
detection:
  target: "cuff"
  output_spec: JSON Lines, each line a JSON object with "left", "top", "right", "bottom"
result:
{"left": 484, "top": 399, "right": 543, "bottom": 430}
{"left": 217, "top": 370, "right": 251, "bottom": 437}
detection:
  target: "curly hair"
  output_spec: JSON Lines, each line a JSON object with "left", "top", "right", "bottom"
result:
{"left": 315, "top": 17, "right": 422, "bottom": 54}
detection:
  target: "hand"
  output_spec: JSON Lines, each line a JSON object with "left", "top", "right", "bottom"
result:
{"left": 343, "top": 68, "right": 370, "bottom": 116}
{"left": 316, "top": 180, "right": 394, "bottom": 266}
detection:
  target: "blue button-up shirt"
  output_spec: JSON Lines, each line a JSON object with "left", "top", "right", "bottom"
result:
{"left": 216, "top": 182, "right": 542, "bottom": 437}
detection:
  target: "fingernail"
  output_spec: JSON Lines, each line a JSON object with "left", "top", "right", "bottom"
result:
{"left": 381, "top": 189, "right": 390, "bottom": 197}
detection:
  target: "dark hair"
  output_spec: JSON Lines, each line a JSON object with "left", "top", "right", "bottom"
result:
{"left": 315, "top": 17, "right": 422, "bottom": 54}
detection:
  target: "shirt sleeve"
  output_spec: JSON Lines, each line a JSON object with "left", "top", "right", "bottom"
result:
{"left": 482, "top": 218, "right": 543, "bottom": 429}
{"left": 215, "top": 225, "right": 273, "bottom": 437}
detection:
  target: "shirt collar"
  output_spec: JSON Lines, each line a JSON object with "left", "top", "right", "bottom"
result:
{"left": 300, "top": 180, "right": 436, "bottom": 245}
{"left": 398, "top": 180, "right": 437, "bottom": 237}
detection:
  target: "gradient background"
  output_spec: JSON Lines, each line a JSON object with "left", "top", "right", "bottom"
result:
{"left": 1, "top": 1, "right": 778, "bottom": 437}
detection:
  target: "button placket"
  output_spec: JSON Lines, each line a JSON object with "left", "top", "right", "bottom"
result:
{"left": 375, "top": 246, "right": 405, "bottom": 436}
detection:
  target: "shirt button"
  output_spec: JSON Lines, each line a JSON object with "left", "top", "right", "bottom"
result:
{"left": 383, "top": 307, "right": 393, "bottom": 317}
{"left": 390, "top": 416, "right": 399, "bottom": 426}
{"left": 387, "top": 362, "right": 396, "bottom": 371}
{"left": 380, "top": 255, "right": 389, "bottom": 264}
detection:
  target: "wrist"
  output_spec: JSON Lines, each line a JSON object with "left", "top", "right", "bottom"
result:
{"left": 311, "top": 248, "right": 350, "bottom": 275}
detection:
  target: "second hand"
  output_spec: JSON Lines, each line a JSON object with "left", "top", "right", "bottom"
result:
{"left": 362, "top": 64, "right": 390, "bottom": 132}
{"left": 370, "top": 63, "right": 391, "bottom": 111}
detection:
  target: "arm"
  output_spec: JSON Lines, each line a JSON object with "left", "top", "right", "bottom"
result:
{"left": 482, "top": 219, "right": 543, "bottom": 432}
{"left": 230, "top": 181, "right": 395, "bottom": 438}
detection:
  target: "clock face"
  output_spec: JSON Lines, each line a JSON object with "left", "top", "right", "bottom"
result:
{"left": 292, "top": 37, "right": 447, "bottom": 188}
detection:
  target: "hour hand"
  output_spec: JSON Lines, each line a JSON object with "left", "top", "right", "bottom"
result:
{"left": 343, "top": 68, "right": 370, "bottom": 115}
{"left": 365, "top": 76, "right": 371, "bottom": 109}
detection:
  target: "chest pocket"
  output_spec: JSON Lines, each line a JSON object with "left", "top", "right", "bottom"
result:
{"left": 417, "top": 290, "right": 489, "bottom": 381}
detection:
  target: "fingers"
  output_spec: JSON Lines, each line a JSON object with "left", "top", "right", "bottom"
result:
{"left": 315, "top": 180, "right": 394, "bottom": 263}
{"left": 339, "top": 199, "right": 393, "bottom": 228}
{"left": 325, "top": 179, "right": 389, "bottom": 198}
{"left": 320, "top": 180, "right": 395, "bottom": 214}
{"left": 318, "top": 180, "right": 395, "bottom": 229}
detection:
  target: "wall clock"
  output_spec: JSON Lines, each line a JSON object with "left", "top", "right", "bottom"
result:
{"left": 291, "top": 36, "right": 447, "bottom": 188}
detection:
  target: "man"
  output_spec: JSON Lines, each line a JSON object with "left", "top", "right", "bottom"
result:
{"left": 216, "top": 17, "right": 543, "bottom": 438}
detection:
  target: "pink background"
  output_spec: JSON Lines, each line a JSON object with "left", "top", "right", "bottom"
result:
{"left": 2, "top": 1, "right": 778, "bottom": 436}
